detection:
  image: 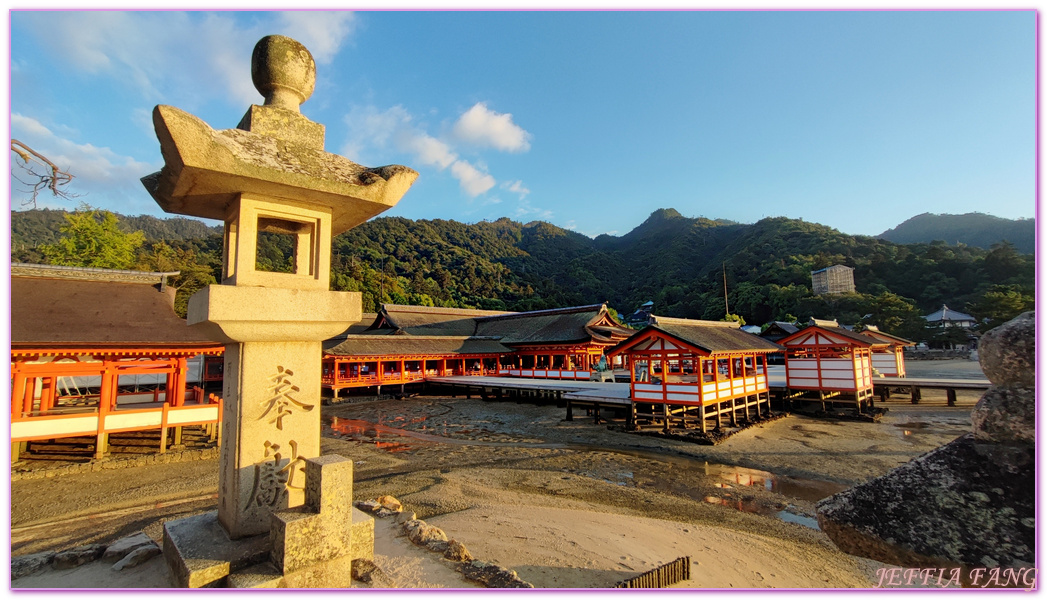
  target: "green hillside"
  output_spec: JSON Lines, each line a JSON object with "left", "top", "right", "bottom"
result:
{"left": 11, "top": 207, "right": 1034, "bottom": 340}
{"left": 879, "top": 212, "right": 1034, "bottom": 254}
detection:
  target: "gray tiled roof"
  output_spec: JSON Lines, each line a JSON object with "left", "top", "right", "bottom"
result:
{"left": 641, "top": 316, "right": 781, "bottom": 354}
{"left": 324, "top": 335, "right": 513, "bottom": 357}
{"left": 475, "top": 304, "right": 633, "bottom": 345}
{"left": 860, "top": 326, "right": 914, "bottom": 346}
{"left": 12, "top": 273, "right": 217, "bottom": 348}
{"left": 924, "top": 305, "right": 976, "bottom": 323}
{"left": 372, "top": 304, "right": 513, "bottom": 336}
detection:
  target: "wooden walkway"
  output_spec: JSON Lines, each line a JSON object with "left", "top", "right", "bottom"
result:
{"left": 429, "top": 368, "right": 990, "bottom": 412}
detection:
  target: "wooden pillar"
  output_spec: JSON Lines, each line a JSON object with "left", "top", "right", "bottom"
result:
{"left": 12, "top": 371, "right": 27, "bottom": 421}
{"left": 699, "top": 404, "right": 707, "bottom": 433}
{"left": 159, "top": 403, "right": 170, "bottom": 454}
{"left": 947, "top": 388, "right": 957, "bottom": 406}
{"left": 12, "top": 441, "right": 27, "bottom": 463}
{"left": 175, "top": 357, "right": 189, "bottom": 406}
{"left": 910, "top": 386, "right": 921, "bottom": 404}
{"left": 96, "top": 365, "right": 115, "bottom": 460}
{"left": 39, "top": 376, "right": 56, "bottom": 414}
{"left": 566, "top": 400, "right": 573, "bottom": 421}
{"left": 729, "top": 397, "right": 737, "bottom": 427}
{"left": 22, "top": 375, "right": 35, "bottom": 418}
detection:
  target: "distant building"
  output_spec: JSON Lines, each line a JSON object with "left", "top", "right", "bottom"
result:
{"left": 811, "top": 265, "right": 855, "bottom": 295}
{"left": 924, "top": 305, "right": 977, "bottom": 329}
{"left": 625, "top": 300, "right": 655, "bottom": 328}
{"left": 760, "top": 321, "right": 799, "bottom": 343}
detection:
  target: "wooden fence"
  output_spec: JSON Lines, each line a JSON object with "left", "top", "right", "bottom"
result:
{"left": 615, "top": 556, "right": 691, "bottom": 588}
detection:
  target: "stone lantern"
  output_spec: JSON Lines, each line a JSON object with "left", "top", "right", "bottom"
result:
{"left": 142, "top": 35, "right": 416, "bottom": 587}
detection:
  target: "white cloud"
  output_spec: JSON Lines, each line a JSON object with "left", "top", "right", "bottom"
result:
{"left": 450, "top": 160, "right": 496, "bottom": 196}
{"left": 11, "top": 113, "right": 160, "bottom": 213}
{"left": 401, "top": 133, "right": 458, "bottom": 170}
{"left": 452, "top": 103, "right": 532, "bottom": 153}
{"left": 513, "top": 198, "right": 553, "bottom": 221}
{"left": 341, "top": 105, "right": 414, "bottom": 160}
{"left": 501, "top": 179, "right": 530, "bottom": 199}
{"left": 276, "top": 11, "right": 356, "bottom": 64}
{"left": 17, "top": 11, "right": 356, "bottom": 109}
{"left": 342, "top": 104, "right": 500, "bottom": 198}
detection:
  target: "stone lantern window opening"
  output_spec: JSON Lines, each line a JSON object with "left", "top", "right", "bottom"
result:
{"left": 220, "top": 194, "right": 329, "bottom": 290}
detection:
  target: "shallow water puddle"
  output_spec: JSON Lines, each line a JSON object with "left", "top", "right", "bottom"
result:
{"left": 330, "top": 416, "right": 847, "bottom": 529}
{"left": 703, "top": 463, "right": 849, "bottom": 502}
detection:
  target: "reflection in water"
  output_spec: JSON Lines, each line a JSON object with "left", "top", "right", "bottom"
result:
{"left": 329, "top": 417, "right": 429, "bottom": 453}
{"left": 703, "top": 495, "right": 821, "bottom": 530}
{"left": 329, "top": 415, "right": 846, "bottom": 528}
{"left": 702, "top": 463, "right": 848, "bottom": 502}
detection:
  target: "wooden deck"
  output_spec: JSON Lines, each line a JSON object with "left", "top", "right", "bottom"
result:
{"left": 430, "top": 368, "right": 991, "bottom": 411}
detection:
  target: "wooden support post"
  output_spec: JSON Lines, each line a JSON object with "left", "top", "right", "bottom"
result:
{"left": 96, "top": 367, "right": 114, "bottom": 460}
{"left": 12, "top": 373, "right": 27, "bottom": 421}
{"left": 947, "top": 388, "right": 957, "bottom": 406}
{"left": 879, "top": 386, "right": 887, "bottom": 402}
{"left": 910, "top": 386, "right": 921, "bottom": 404}
{"left": 159, "top": 404, "right": 170, "bottom": 454}
{"left": 593, "top": 405, "right": 601, "bottom": 424}
{"left": 628, "top": 403, "right": 636, "bottom": 430}
{"left": 729, "top": 398, "right": 737, "bottom": 427}
{"left": 699, "top": 404, "right": 707, "bottom": 433}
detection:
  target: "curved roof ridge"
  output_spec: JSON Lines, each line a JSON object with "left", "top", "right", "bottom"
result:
{"left": 380, "top": 304, "right": 515, "bottom": 317}
{"left": 650, "top": 315, "right": 740, "bottom": 328}
{"left": 475, "top": 303, "right": 606, "bottom": 322}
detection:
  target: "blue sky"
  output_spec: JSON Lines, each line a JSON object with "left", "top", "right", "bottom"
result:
{"left": 8, "top": 10, "right": 1036, "bottom": 238}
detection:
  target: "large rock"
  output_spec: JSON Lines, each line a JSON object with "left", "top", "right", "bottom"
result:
{"left": 11, "top": 552, "right": 54, "bottom": 579}
{"left": 458, "top": 560, "right": 533, "bottom": 588}
{"left": 978, "top": 312, "right": 1034, "bottom": 387}
{"left": 444, "top": 539, "right": 473, "bottom": 562}
{"left": 350, "top": 558, "right": 394, "bottom": 587}
{"left": 376, "top": 495, "right": 402, "bottom": 512}
{"left": 113, "top": 545, "right": 162, "bottom": 571}
{"left": 102, "top": 532, "right": 158, "bottom": 563}
{"left": 402, "top": 519, "right": 448, "bottom": 548}
{"left": 817, "top": 434, "right": 1034, "bottom": 573}
{"left": 52, "top": 544, "right": 106, "bottom": 570}
{"left": 970, "top": 386, "right": 1035, "bottom": 445}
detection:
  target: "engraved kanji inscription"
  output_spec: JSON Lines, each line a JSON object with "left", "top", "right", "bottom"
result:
{"left": 259, "top": 366, "right": 314, "bottom": 429}
{"left": 246, "top": 439, "right": 306, "bottom": 510}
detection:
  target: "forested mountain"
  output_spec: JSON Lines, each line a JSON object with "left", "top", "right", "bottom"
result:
{"left": 11, "top": 207, "right": 1035, "bottom": 342}
{"left": 878, "top": 212, "right": 1034, "bottom": 254}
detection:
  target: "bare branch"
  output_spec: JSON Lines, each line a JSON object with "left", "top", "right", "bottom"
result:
{"left": 10, "top": 139, "right": 80, "bottom": 208}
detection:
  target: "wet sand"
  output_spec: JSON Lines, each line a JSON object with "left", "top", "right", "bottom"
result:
{"left": 11, "top": 359, "right": 985, "bottom": 588}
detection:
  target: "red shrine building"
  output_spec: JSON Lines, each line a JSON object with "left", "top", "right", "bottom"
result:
{"left": 321, "top": 303, "right": 634, "bottom": 396}
{"left": 777, "top": 318, "right": 888, "bottom": 410}
{"left": 10, "top": 264, "right": 224, "bottom": 459}
{"left": 860, "top": 325, "right": 913, "bottom": 377}
{"left": 606, "top": 316, "right": 781, "bottom": 432}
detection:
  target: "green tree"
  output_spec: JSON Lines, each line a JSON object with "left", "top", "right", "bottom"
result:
{"left": 41, "top": 204, "right": 145, "bottom": 269}
{"left": 967, "top": 285, "right": 1033, "bottom": 330}
{"left": 723, "top": 313, "right": 746, "bottom": 326}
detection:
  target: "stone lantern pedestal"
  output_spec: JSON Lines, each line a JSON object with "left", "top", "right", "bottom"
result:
{"left": 142, "top": 35, "right": 416, "bottom": 587}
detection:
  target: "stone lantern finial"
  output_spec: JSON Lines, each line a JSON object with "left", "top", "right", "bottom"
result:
{"left": 251, "top": 35, "right": 316, "bottom": 112}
